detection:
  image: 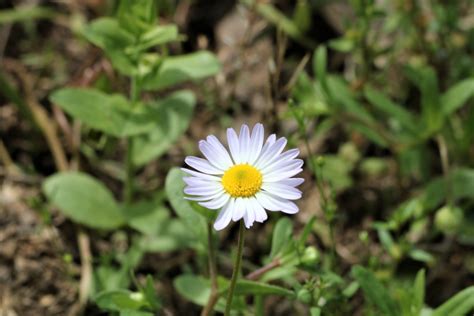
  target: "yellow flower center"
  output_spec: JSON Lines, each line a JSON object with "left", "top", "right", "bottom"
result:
{"left": 222, "top": 164, "right": 263, "bottom": 198}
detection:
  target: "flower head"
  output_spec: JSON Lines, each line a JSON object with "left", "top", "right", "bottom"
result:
{"left": 183, "top": 123, "right": 304, "bottom": 230}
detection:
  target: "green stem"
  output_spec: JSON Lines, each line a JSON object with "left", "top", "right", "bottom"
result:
{"left": 224, "top": 220, "right": 246, "bottom": 316}
{"left": 123, "top": 76, "right": 140, "bottom": 204}
{"left": 124, "top": 138, "right": 134, "bottom": 204}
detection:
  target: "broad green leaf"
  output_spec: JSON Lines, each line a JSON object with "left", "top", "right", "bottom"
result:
{"left": 131, "top": 90, "right": 195, "bottom": 166}
{"left": 234, "top": 280, "right": 294, "bottom": 297}
{"left": 351, "top": 266, "right": 399, "bottom": 316}
{"left": 0, "top": 5, "right": 55, "bottom": 24}
{"left": 138, "top": 219, "right": 192, "bottom": 252}
{"left": 124, "top": 201, "right": 170, "bottom": 235}
{"left": 95, "top": 290, "right": 149, "bottom": 312}
{"left": 310, "top": 307, "right": 322, "bottom": 316}
{"left": 174, "top": 275, "right": 245, "bottom": 312}
{"left": 433, "top": 286, "right": 474, "bottom": 316}
{"left": 441, "top": 78, "right": 474, "bottom": 115}
{"left": 270, "top": 217, "right": 293, "bottom": 258}
{"left": 174, "top": 275, "right": 211, "bottom": 306}
{"left": 364, "top": 85, "right": 418, "bottom": 134}
{"left": 82, "top": 17, "right": 135, "bottom": 75}
{"left": 43, "top": 172, "right": 124, "bottom": 229}
{"left": 142, "top": 51, "right": 220, "bottom": 90}
{"left": 50, "top": 88, "right": 161, "bottom": 137}
{"left": 165, "top": 168, "right": 207, "bottom": 250}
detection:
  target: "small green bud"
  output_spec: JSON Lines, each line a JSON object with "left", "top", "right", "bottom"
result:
{"left": 316, "top": 156, "right": 325, "bottom": 167}
{"left": 359, "top": 231, "right": 369, "bottom": 243}
{"left": 301, "top": 246, "right": 320, "bottom": 265}
{"left": 296, "top": 288, "right": 312, "bottom": 304}
{"left": 435, "top": 206, "right": 463, "bottom": 235}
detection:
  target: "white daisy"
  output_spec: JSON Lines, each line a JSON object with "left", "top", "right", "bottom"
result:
{"left": 182, "top": 123, "right": 304, "bottom": 230}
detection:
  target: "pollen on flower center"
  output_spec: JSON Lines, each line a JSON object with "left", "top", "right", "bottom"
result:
{"left": 222, "top": 164, "right": 263, "bottom": 198}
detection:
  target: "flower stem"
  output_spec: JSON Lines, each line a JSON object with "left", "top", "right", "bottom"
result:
{"left": 124, "top": 76, "right": 140, "bottom": 204}
{"left": 202, "top": 223, "right": 219, "bottom": 316}
{"left": 224, "top": 220, "right": 245, "bottom": 316}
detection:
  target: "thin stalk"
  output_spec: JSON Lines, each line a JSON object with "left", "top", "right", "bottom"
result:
{"left": 224, "top": 221, "right": 246, "bottom": 316}
{"left": 202, "top": 223, "right": 219, "bottom": 316}
{"left": 124, "top": 76, "right": 140, "bottom": 203}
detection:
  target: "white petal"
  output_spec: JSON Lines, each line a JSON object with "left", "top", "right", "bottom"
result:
{"left": 199, "top": 194, "right": 230, "bottom": 209}
{"left": 263, "top": 158, "right": 304, "bottom": 175}
{"left": 184, "top": 186, "right": 223, "bottom": 196}
{"left": 263, "top": 168, "right": 303, "bottom": 182}
{"left": 181, "top": 168, "right": 221, "bottom": 181}
{"left": 254, "top": 137, "right": 287, "bottom": 169}
{"left": 199, "top": 140, "right": 230, "bottom": 170}
{"left": 206, "top": 135, "right": 234, "bottom": 168}
{"left": 183, "top": 177, "right": 219, "bottom": 187}
{"left": 232, "top": 197, "right": 246, "bottom": 221}
{"left": 276, "top": 178, "right": 305, "bottom": 187}
{"left": 247, "top": 123, "right": 264, "bottom": 164}
{"left": 250, "top": 197, "right": 267, "bottom": 223}
{"left": 214, "top": 199, "right": 234, "bottom": 230}
{"left": 184, "top": 191, "right": 224, "bottom": 201}
{"left": 185, "top": 156, "right": 224, "bottom": 174}
{"left": 227, "top": 128, "right": 241, "bottom": 164}
{"left": 255, "top": 191, "right": 299, "bottom": 214}
{"left": 261, "top": 149, "right": 300, "bottom": 173}
{"left": 261, "top": 182, "right": 302, "bottom": 200}
{"left": 253, "top": 134, "right": 276, "bottom": 166}
{"left": 239, "top": 124, "right": 250, "bottom": 163}
{"left": 267, "top": 134, "right": 276, "bottom": 145}
{"left": 243, "top": 198, "right": 255, "bottom": 228}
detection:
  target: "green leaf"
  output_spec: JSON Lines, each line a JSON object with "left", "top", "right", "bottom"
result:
{"left": 313, "top": 46, "right": 328, "bottom": 92}
{"left": 174, "top": 275, "right": 211, "bottom": 306}
{"left": 165, "top": 168, "right": 208, "bottom": 250}
{"left": 433, "top": 286, "right": 474, "bottom": 316}
{"left": 270, "top": 217, "right": 293, "bottom": 258}
{"left": 81, "top": 17, "right": 135, "bottom": 75}
{"left": 413, "top": 269, "right": 425, "bottom": 314}
{"left": 95, "top": 290, "right": 149, "bottom": 312}
{"left": 326, "top": 76, "right": 376, "bottom": 124}
{"left": 50, "top": 88, "right": 161, "bottom": 137}
{"left": 351, "top": 266, "right": 399, "bottom": 316}
{"left": 0, "top": 5, "right": 55, "bottom": 24}
{"left": 142, "top": 275, "right": 161, "bottom": 310}
{"left": 124, "top": 201, "right": 170, "bottom": 235}
{"left": 120, "top": 310, "right": 154, "bottom": 316}
{"left": 117, "top": 0, "right": 157, "bottom": 35}
{"left": 234, "top": 280, "right": 294, "bottom": 297}
{"left": 128, "top": 24, "right": 179, "bottom": 54}
{"left": 364, "top": 85, "right": 418, "bottom": 134}
{"left": 43, "top": 172, "right": 124, "bottom": 229}
{"left": 441, "top": 78, "right": 474, "bottom": 115}
{"left": 131, "top": 90, "right": 195, "bottom": 166}
{"left": 142, "top": 51, "right": 220, "bottom": 90}
{"left": 405, "top": 65, "right": 442, "bottom": 134}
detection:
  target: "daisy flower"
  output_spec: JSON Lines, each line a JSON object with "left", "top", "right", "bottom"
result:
{"left": 182, "top": 123, "right": 304, "bottom": 230}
